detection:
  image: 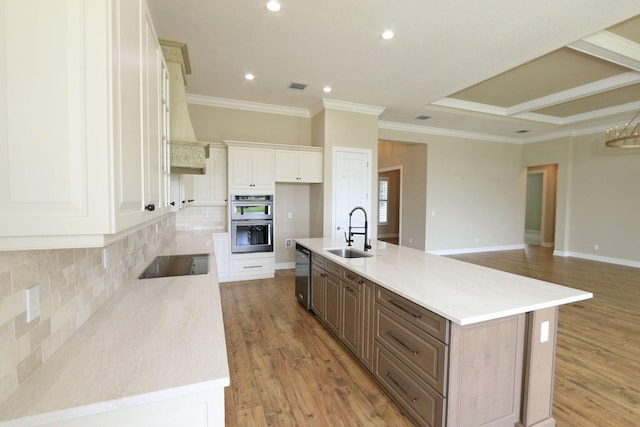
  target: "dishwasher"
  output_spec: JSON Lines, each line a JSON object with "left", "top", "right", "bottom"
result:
{"left": 295, "top": 244, "right": 312, "bottom": 310}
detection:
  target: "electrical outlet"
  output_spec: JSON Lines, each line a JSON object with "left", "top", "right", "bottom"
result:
{"left": 285, "top": 239, "right": 293, "bottom": 248}
{"left": 540, "top": 320, "right": 549, "bottom": 343}
{"left": 594, "top": 244, "right": 599, "bottom": 250}
{"left": 26, "top": 285, "right": 40, "bottom": 323}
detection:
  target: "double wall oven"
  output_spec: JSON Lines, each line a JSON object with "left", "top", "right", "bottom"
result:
{"left": 230, "top": 194, "right": 273, "bottom": 253}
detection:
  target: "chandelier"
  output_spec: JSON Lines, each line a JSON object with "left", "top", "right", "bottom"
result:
{"left": 605, "top": 112, "right": 640, "bottom": 148}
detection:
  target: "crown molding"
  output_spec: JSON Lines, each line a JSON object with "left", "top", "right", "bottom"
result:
{"left": 319, "top": 98, "right": 386, "bottom": 116}
{"left": 378, "top": 121, "right": 523, "bottom": 144}
{"left": 186, "top": 94, "right": 310, "bottom": 118}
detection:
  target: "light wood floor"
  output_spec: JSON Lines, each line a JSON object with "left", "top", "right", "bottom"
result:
{"left": 220, "top": 246, "right": 639, "bottom": 426}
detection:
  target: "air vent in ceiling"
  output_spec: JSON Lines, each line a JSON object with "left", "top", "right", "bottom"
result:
{"left": 289, "top": 82, "right": 307, "bottom": 90}
{"left": 415, "top": 115, "right": 431, "bottom": 120}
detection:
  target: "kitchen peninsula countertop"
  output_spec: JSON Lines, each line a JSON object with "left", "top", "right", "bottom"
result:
{"left": 295, "top": 237, "right": 592, "bottom": 325}
{"left": 0, "top": 231, "right": 229, "bottom": 426}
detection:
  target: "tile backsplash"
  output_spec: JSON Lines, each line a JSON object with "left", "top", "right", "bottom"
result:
{"left": 0, "top": 215, "right": 175, "bottom": 404}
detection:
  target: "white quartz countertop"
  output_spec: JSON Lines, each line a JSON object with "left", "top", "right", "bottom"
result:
{"left": 0, "top": 231, "right": 229, "bottom": 426}
{"left": 296, "top": 238, "right": 592, "bottom": 326}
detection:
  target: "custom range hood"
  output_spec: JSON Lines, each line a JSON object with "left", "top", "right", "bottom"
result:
{"left": 160, "top": 39, "right": 209, "bottom": 175}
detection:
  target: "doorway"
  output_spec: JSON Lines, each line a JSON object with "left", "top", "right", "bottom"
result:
{"left": 378, "top": 167, "right": 401, "bottom": 245}
{"left": 524, "top": 165, "right": 557, "bottom": 247}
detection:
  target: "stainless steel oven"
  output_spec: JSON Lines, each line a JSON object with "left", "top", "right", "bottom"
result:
{"left": 230, "top": 194, "right": 273, "bottom": 220}
{"left": 230, "top": 195, "right": 274, "bottom": 253}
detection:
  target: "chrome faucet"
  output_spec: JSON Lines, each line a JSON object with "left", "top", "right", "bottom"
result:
{"left": 346, "top": 206, "right": 372, "bottom": 252}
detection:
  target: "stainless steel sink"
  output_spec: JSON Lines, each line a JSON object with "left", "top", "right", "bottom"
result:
{"left": 326, "top": 248, "right": 373, "bottom": 258}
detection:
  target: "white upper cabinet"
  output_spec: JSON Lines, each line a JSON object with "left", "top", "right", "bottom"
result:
{"left": 0, "top": 0, "right": 167, "bottom": 250}
{"left": 275, "top": 148, "right": 323, "bottom": 183}
{"left": 226, "top": 141, "right": 275, "bottom": 193}
{"left": 192, "top": 144, "right": 228, "bottom": 205}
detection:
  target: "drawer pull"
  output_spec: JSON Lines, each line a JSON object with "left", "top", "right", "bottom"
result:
{"left": 346, "top": 286, "right": 355, "bottom": 293}
{"left": 387, "top": 330, "right": 419, "bottom": 356}
{"left": 243, "top": 265, "right": 263, "bottom": 269}
{"left": 384, "top": 370, "right": 420, "bottom": 403}
{"left": 388, "top": 299, "right": 422, "bottom": 320}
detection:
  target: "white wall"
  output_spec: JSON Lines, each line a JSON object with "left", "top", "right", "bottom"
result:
{"left": 523, "top": 134, "right": 640, "bottom": 266}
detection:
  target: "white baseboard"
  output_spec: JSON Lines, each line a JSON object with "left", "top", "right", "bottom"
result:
{"left": 540, "top": 241, "right": 554, "bottom": 248}
{"left": 553, "top": 251, "right": 640, "bottom": 269}
{"left": 428, "top": 244, "right": 526, "bottom": 256}
{"left": 276, "top": 262, "right": 295, "bottom": 270}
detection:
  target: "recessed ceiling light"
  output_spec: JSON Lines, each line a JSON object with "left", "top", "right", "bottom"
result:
{"left": 516, "top": 129, "right": 530, "bottom": 133}
{"left": 381, "top": 29, "right": 395, "bottom": 40}
{"left": 323, "top": 86, "right": 332, "bottom": 93}
{"left": 266, "top": 0, "right": 281, "bottom": 12}
{"left": 244, "top": 73, "right": 255, "bottom": 81}
{"left": 415, "top": 115, "right": 430, "bottom": 120}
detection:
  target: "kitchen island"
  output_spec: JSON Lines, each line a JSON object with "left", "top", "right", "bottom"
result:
{"left": 296, "top": 237, "right": 592, "bottom": 427}
{"left": 0, "top": 231, "right": 229, "bottom": 427}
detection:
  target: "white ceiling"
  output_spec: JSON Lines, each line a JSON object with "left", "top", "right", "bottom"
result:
{"left": 147, "top": 0, "right": 640, "bottom": 143}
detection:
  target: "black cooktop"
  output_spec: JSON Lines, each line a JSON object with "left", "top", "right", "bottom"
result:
{"left": 138, "top": 254, "right": 209, "bottom": 279}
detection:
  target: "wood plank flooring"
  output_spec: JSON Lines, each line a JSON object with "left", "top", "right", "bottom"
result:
{"left": 220, "top": 273, "right": 414, "bottom": 426}
{"left": 220, "top": 246, "right": 640, "bottom": 426}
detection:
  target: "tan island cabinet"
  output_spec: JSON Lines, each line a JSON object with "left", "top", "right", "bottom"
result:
{"left": 300, "top": 238, "right": 581, "bottom": 427}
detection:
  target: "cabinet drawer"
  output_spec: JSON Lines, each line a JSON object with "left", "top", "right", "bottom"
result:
{"left": 312, "top": 254, "right": 342, "bottom": 277}
{"left": 376, "top": 286, "right": 449, "bottom": 344}
{"left": 375, "top": 344, "right": 445, "bottom": 427}
{"left": 229, "top": 256, "right": 275, "bottom": 277}
{"left": 342, "top": 269, "right": 362, "bottom": 286}
{"left": 376, "top": 305, "right": 447, "bottom": 395}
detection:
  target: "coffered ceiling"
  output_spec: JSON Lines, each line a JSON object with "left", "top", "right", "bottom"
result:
{"left": 147, "top": 0, "right": 640, "bottom": 143}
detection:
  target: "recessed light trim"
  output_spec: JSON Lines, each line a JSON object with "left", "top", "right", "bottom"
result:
{"left": 381, "top": 29, "right": 395, "bottom": 40}
{"left": 244, "top": 73, "right": 255, "bottom": 81}
{"left": 266, "top": 0, "right": 281, "bottom": 12}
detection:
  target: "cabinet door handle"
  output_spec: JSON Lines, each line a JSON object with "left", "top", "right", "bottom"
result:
{"left": 358, "top": 279, "right": 364, "bottom": 285}
{"left": 384, "top": 370, "right": 420, "bottom": 403}
{"left": 145, "top": 203, "right": 155, "bottom": 212}
{"left": 170, "top": 201, "right": 176, "bottom": 206}
{"left": 388, "top": 299, "right": 422, "bottom": 320}
{"left": 345, "top": 286, "right": 355, "bottom": 294}
{"left": 386, "top": 330, "right": 419, "bottom": 356}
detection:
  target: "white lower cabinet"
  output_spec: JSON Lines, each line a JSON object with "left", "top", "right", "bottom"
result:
{"left": 0, "top": 0, "right": 168, "bottom": 250}
{"left": 213, "top": 232, "right": 230, "bottom": 282}
{"left": 36, "top": 389, "right": 224, "bottom": 427}
{"left": 228, "top": 253, "right": 275, "bottom": 281}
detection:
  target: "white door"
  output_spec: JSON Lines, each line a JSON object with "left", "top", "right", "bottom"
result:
{"left": 333, "top": 148, "right": 372, "bottom": 242}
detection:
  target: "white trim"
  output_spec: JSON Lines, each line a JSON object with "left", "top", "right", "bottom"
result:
{"left": 186, "top": 94, "right": 310, "bottom": 118}
{"left": 428, "top": 244, "right": 526, "bottom": 256}
{"left": 378, "top": 120, "right": 522, "bottom": 144}
{"left": 553, "top": 251, "right": 640, "bottom": 269}
{"left": 569, "top": 31, "right": 640, "bottom": 71}
{"left": 319, "top": 98, "right": 385, "bottom": 116}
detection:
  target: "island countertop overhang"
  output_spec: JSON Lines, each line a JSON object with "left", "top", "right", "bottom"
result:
{"left": 295, "top": 237, "right": 593, "bottom": 326}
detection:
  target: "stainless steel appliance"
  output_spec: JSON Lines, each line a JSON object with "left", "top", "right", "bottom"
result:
{"left": 230, "top": 195, "right": 274, "bottom": 254}
{"left": 295, "top": 244, "right": 311, "bottom": 310}
{"left": 138, "top": 254, "right": 209, "bottom": 279}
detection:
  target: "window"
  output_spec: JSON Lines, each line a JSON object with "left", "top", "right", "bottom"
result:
{"left": 379, "top": 177, "right": 389, "bottom": 225}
